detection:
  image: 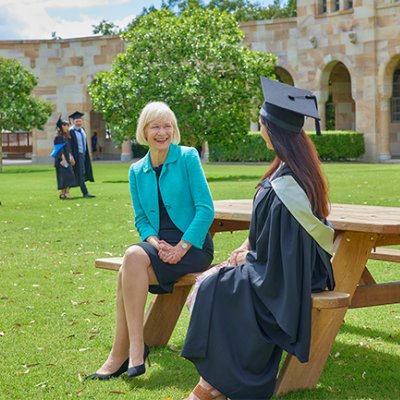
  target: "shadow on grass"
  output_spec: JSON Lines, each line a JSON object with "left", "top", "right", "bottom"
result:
{"left": 280, "top": 339, "right": 400, "bottom": 399}
{"left": 120, "top": 347, "right": 198, "bottom": 392}
{"left": 2, "top": 167, "right": 53, "bottom": 174}
{"left": 339, "top": 322, "right": 400, "bottom": 344}
{"left": 113, "top": 336, "right": 400, "bottom": 399}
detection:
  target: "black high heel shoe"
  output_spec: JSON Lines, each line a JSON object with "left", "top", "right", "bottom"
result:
{"left": 127, "top": 344, "right": 151, "bottom": 378}
{"left": 85, "top": 358, "right": 129, "bottom": 380}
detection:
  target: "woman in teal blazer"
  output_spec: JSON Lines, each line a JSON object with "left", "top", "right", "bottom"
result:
{"left": 87, "top": 102, "right": 214, "bottom": 381}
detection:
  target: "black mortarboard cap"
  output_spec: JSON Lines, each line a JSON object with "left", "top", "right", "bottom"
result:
{"left": 260, "top": 76, "right": 321, "bottom": 135}
{"left": 56, "top": 115, "right": 68, "bottom": 129}
{"left": 68, "top": 111, "right": 84, "bottom": 120}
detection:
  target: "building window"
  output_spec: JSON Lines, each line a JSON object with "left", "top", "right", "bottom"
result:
{"left": 333, "top": 0, "right": 340, "bottom": 11}
{"left": 344, "top": 0, "right": 353, "bottom": 9}
{"left": 392, "top": 69, "right": 400, "bottom": 122}
{"left": 320, "top": 0, "right": 327, "bottom": 13}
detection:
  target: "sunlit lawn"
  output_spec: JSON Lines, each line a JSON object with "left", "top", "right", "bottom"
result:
{"left": 0, "top": 161, "right": 399, "bottom": 399}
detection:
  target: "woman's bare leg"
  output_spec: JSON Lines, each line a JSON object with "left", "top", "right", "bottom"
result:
{"left": 95, "top": 245, "right": 157, "bottom": 374}
{"left": 121, "top": 246, "right": 157, "bottom": 367}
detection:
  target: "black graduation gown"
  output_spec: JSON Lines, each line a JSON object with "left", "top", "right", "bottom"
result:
{"left": 182, "top": 166, "right": 335, "bottom": 400}
{"left": 54, "top": 135, "right": 77, "bottom": 190}
{"left": 69, "top": 128, "right": 94, "bottom": 183}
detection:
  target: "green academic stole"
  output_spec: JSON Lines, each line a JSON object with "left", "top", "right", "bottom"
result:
{"left": 271, "top": 175, "right": 334, "bottom": 255}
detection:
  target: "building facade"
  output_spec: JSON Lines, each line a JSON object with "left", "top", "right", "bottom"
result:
{"left": 241, "top": 0, "right": 400, "bottom": 161}
{"left": 0, "top": 36, "right": 125, "bottom": 163}
{"left": 1, "top": 0, "right": 399, "bottom": 162}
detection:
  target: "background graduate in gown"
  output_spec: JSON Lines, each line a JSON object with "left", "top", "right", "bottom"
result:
{"left": 181, "top": 77, "right": 335, "bottom": 400}
{"left": 52, "top": 116, "right": 76, "bottom": 200}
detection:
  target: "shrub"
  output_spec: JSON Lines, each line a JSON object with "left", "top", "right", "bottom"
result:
{"left": 209, "top": 131, "right": 364, "bottom": 162}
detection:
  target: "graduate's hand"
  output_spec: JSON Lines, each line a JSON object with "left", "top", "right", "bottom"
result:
{"left": 228, "top": 248, "right": 249, "bottom": 266}
{"left": 69, "top": 155, "right": 75, "bottom": 166}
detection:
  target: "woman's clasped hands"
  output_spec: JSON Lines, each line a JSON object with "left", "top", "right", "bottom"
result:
{"left": 158, "top": 240, "right": 190, "bottom": 264}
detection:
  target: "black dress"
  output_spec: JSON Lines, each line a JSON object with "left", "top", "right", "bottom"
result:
{"left": 182, "top": 166, "right": 334, "bottom": 400}
{"left": 54, "top": 135, "right": 77, "bottom": 190}
{"left": 136, "top": 165, "right": 214, "bottom": 294}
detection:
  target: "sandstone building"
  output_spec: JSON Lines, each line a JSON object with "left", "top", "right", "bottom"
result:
{"left": 1, "top": 0, "right": 399, "bottom": 162}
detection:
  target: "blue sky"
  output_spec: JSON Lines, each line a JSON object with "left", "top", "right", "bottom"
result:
{"left": 0, "top": 0, "right": 275, "bottom": 41}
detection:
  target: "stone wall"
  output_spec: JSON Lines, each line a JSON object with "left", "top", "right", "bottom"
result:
{"left": 1, "top": 0, "right": 400, "bottom": 162}
{"left": 0, "top": 36, "right": 124, "bottom": 163}
{"left": 240, "top": 0, "right": 400, "bottom": 160}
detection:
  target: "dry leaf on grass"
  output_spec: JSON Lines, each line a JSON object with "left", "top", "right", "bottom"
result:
{"left": 76, "top": 387, "right": 86, "bottom": 396}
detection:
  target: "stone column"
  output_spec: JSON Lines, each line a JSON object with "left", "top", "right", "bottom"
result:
{"left": 121, "top": 139, "right": 132, "bottom": 162}
{"left": 318, "top": 98, "right": 327, "bottom": 131}
{"left": 202, "top": 141, "right": 209, "bottom": 162}
{"left": 378, "top": 96, "right": 391, "bottom": 161}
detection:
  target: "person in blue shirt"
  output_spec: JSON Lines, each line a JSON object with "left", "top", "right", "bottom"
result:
{"left": 86, "top": 101, "right": 214, "bottom": 381}
{"left": 69, "top": 111, "right": 95, "bottom": 198}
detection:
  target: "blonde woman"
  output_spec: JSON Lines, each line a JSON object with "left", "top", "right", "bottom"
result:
{"left": 87, "top": 101, "right": 214, "bottom": 380}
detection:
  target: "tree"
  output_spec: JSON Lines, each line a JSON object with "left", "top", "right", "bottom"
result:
{"left": 0, "top": 58, "right": 52, "bottom": 172}
{"left": 89, "top": 8, "right": 276, "bottom": 146}
{"left": 92, "top": 19, "right": 120, "bottom": 36}
{"left": 138, "top": 0, "right": 297, "bottom": 22}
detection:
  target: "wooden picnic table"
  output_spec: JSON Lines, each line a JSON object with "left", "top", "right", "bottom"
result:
{"left": 211, "top": 200, "right": 400, "bottom": 395}
{"left": 96, "top": 200, "right": 400, "bottom": 395}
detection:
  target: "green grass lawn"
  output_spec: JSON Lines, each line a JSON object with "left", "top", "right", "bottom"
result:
{"left": 0, "top": 161, "right": 399, "bottom": 400}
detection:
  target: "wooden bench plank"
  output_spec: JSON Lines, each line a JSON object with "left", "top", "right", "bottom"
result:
{"left": 95, "top": 257, "right": 199, "bottom": 286}
{"left": 96, "top": 257, "right": 350, "bottom": 309}
{"left": 350, "top": 282, "right": 400, "bottom": 308}
{"left": 370, "top": 247, "right": 400, "bottom": 263}
{"left": 96, "top": 257, "right": 350, "bottom": 349}
{"left": 311, "top": 291, "right": 350, "bottom": 309}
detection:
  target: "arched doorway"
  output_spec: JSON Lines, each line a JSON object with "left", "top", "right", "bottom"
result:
{"left": 274, "top": 67, "right": 294, "bottom": 86}
{"left": 321, "top": 61, "right": 355, "bottom": 131}
{"left": 379, "top": 55, "right": 400, "bottom": 160}
{"left": 390, "top": 64, "right": 400, "bottom": 157}
{"left": 89, "top": 110, "right": 120, "bottom": 160}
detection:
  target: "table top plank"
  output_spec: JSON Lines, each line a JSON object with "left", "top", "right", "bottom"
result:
{"left": 213, "top": 200, "right": 400, "bottom": 234}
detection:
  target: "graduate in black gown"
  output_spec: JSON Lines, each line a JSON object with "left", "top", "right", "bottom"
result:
{"left": 51, "top": 116, "right": 76, "bottom": 199}
{"left": 181, "top": 77, "right": 335, "bottom": 400}
{"left": 86, "top": 101, "right": 214, "bottom": 381}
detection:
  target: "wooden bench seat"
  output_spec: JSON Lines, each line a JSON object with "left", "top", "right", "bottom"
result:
{"left": 95, "top": 257, "right": 199, "bottom": 286}
{"left": 96, "top": 256, "right": 350, "bottom": 342}
{"left": 369, "top": 247, "right": 400, "bottom": 263}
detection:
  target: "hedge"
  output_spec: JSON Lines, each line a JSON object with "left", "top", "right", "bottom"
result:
{"left": 209, "top": 131, "right": 365, "bottom": 162}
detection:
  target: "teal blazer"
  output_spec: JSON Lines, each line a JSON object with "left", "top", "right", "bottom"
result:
{"left": 129, "top": 144, "right": 214, "bottom": 249}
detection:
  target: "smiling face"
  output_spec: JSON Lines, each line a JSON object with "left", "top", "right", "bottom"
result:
{"left": 145, "top": 118, "right": 174, "bottom": 152}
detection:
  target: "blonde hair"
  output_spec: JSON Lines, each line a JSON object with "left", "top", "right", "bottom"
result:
{"left": 136, "top": 101, "right": 181, "bottom": 145}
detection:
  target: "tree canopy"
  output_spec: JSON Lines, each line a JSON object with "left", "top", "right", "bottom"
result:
{"left": 92, "top": 1, "right": 296, "bottom": 35}
{"left": 139, "top": 0, "right": 296, "bottom": 22}
{"left": 89, "top": 7, "right": 276, "bottom": 146}
{"left": 0, "top": 58, "right": 52, "bottom": 171}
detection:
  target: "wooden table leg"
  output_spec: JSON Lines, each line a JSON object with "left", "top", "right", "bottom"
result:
{"left": 275, "top": 306, "right": 347, "bottom": 395}
{"left": 275, "top": 231, "right": 377, "bottom": 395}
{"left": 143, "top": 285, "right": 193, "bottom": 347}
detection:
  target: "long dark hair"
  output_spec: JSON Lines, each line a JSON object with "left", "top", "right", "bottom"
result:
{"left": 260, "top": 117, "right": 330, "bottom": 219}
